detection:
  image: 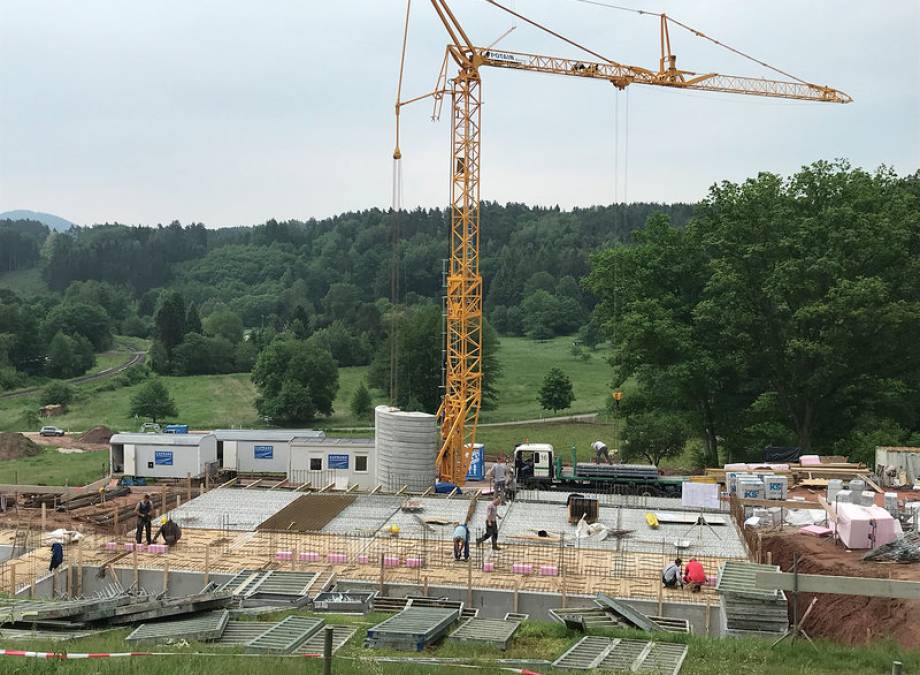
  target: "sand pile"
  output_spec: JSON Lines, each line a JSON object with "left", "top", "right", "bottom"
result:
{"left": 77, "top": 425, "right": 113, "bottom": 444}
{"left": 0, "top": 432, "right": 42, "bottom": 460}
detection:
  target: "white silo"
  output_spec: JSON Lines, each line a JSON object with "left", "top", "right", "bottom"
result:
{"left": 375, "top": 405, "right": 438, "bottom": 492}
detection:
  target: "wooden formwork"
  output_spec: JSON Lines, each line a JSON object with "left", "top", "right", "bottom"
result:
{"left": 0, "top": 526, "right": 738, "bottom": 605}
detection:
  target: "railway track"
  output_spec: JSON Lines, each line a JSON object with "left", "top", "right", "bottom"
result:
{"left": 0, "top": 350, "right": 146, "bottom": 400}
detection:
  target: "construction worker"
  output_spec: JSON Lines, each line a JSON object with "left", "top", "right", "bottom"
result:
{"left": 661, "top": 558, "right": 683, "bottom": 588}
{"left": 154, "top": 516, "right": 182, "bottom": 547}
{"left": 134, "top": 494, "right": 153, "bottom": 545}
{"left": 453, "top": 522, "right": 470, "bottom": 561}
{"left": 591, "top": 440, "right": 614, "bottom": 465}
{"left": 488, "top": 455, "right": 511, "bottom": 501}
{"left": 49, "top": 542, "right": 64, "bottom": 572}
{"left": 475, "top": 496, "right": 502, "bottom": 551}
{"left": 683, "top": 557, "right": 707, "bottom": 592}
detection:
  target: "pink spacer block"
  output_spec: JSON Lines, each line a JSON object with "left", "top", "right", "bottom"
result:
{"left": 105, "top": 542, "right": 117, "bottom": 552}
{"left": 539, "top": 565, "right": 558, "bottom": 577}
{"left": 327, "top": 553, "right": 347, "bottom": 564}
{"left": 512, "top": 563, "right": 533, "bottom": 575}
{"left": 125, "top": 543, "right": 145, "bottom": 552}
{"left": 275, "top": 551, "right": 293, "bottom": 561}
{"left": 405, "top": 557, "right": 422, "bottom": 568}
{"left": 482, "top": 561, "right": 494, "bottom": 572}
{"left": 356, "top": 554, "right": 370, "bottom": 564}
{"left": 383, "top": 555, "right": 400, "bottom": 568}
{"left": 299, "top": 551, "right": 321, "bottom": 562}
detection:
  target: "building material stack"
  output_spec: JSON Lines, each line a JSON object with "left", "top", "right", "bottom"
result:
{"left": 716, "top": 560, "right": 789, "bottom": 637}
{"left": 364, "top": 605, "right": 460, "bottom": 650}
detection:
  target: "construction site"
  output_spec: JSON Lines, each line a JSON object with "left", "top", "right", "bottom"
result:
{"left": 0, "top": 1, "right": 917, "bottom": 674}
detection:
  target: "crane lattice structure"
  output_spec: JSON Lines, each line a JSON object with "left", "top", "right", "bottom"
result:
{"left": 393, "top": 0, "right": 851, "bottom": 486}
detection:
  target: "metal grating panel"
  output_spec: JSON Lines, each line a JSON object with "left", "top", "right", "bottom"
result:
{"left": 448, "top": 618, "right": 521, "bottom": 651}
{"left": 248, "top": 571, "right": 317, "bottom": 598}
{"left": 126, "top": 610, "right": 229, "bottom": 644}
{"left": 716, "top": 560, "right": 783, "bottom": 600}
{"left": 595, "top": 593, "right": 659, "bottom": 632}
{"left": 215, "top": 621, "right": 275, "bottom": 645}
{"left": 365, "top": 607, "right": 460, "bottom": 651}
{"left": 554, "top": 637, "right": 688, "bottom": 674}
{"left": 549, "top": 606, "right": 690, "bottom": 633}
{"left": 245, "top": 615, "right": 324, "bottom": 653}
{"left": 553, "top": 636, "right": 617, "bottom": 670}
{"left": 296, "top": 625, "right": 358, "bottom": 655}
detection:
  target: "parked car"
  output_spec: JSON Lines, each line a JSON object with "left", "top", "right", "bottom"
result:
{"left": 39, "top": 426, "right": 65, "bottom": 437}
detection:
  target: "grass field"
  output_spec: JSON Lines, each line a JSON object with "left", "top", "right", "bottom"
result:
{"left": 0, "top": 446, "right": 108, "bottom": 486}
{"left": 0, "top": 335, "right": 612, "bottom": 435}
{"left": 9, "top": 612, "right": 918, "bottom": 675}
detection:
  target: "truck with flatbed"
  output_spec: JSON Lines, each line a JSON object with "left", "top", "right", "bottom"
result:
{"left": 509, "top": 442, "right": 684, "bottom": 497}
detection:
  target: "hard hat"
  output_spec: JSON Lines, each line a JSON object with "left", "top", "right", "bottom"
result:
{"left": 160, "top": 516, "right": 167, "bottom": 525}
{"left": 389, "top": 523, "right": 400, "bottom": 534}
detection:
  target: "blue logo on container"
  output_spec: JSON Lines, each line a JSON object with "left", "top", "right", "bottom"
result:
{"left": 154, "top": 450, "right": 173, "bottom": 466}
{"left": 328, "top": 454, "right": 349, "bottom": 469}
{"left": 254, "top": 445, "right": 273, "bottom": 459}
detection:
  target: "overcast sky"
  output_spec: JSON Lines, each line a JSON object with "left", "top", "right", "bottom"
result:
{"left": 1, "top": 1, "right": 917, "bottom": 228}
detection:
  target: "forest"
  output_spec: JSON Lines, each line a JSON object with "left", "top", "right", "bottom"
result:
{"left": 1, "top": 161, "right": 918, "bottom": 463}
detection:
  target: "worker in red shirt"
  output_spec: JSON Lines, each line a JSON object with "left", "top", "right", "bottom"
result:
{"left": 683, "top": 557, "right": 707, "bottom": 592}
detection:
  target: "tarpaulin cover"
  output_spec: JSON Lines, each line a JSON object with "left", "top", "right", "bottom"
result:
{"left": 763, "top": 446, "right": 802, "bottom": 463}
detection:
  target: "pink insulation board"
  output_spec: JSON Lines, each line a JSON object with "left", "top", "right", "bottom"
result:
{"left": 300, "top": 552, "right": 320, "bottom": 562}
{"left": 357, "top": 554, "right": 370, "bottom": 565}
{"left": 799, "top": 525, "right": 832, "bottom": 537}
{"left": 833, "top": 503, "right": 902, "bottom": 549}
{"left": 327, "top": 553, "right": 347, "bottom": 564}
{"left": 482, "top": 562, "right": 494, "bottom": 572}
{"left": 275, "top": 551, "right": 293, "bottom": 561}
{"left": 405, "top": 557, "right": 422, "bottom": 568}
{"left": 512, "top": 563, "right": 533, "bottom": 575}
{"left": 799, "top": 455, "right": 821, "bottom": 466}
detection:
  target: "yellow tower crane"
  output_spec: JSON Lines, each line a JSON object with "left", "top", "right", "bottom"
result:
{"left": 393, "top": 0, "right": 851, "bottom": 486}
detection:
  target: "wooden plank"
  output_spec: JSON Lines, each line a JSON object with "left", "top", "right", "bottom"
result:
{"left": 755, "top": 571, "right": 920, "bottom": 600}
{"left": 816, "top": 495, "right": 838, "bottom": 523}
{"left": 733, "top": 498, "right": 822, "bottom": 510}
{"left": 864, "top": 476, "right": 884, "bottom": 494}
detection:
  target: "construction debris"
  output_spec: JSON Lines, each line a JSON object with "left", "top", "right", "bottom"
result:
{"left": 447, "top": 617, "right": 522, "bottom": 651}
{"left": 863, "top": 531, "right": 920, "bottom": 563}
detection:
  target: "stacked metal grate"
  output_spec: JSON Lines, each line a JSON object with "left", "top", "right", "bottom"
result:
{"left": 715, "top": 560, "right": 789, "bottom": 637}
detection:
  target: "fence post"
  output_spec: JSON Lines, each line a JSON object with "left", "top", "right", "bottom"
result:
{"left": 323, "top": 625, "right": 334, "bottom": 675}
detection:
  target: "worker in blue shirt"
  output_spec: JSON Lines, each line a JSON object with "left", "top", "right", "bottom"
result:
{"left": 453, "top": 522, "right": 470, "bottom": 561}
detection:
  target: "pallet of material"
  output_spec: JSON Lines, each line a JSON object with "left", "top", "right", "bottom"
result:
{"left": 364, "top": 606, "right": 460, "bottom": 651}
{"left": 447, "top": 617, "right": 522, "bottom": 651}
{"left": 126, "top": 610, "right": 230, "bottom": 644}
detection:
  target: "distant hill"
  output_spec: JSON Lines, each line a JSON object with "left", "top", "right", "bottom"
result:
{"left": 0, "top": 210, "right": 76, "bottom": 231}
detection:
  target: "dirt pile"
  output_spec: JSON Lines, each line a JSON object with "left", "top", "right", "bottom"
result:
{"left": 763, "top": 531, "right": 920, "bottom": 648}
{"left": 77, "top": 425, "right": 113, "bottom": 444}
{"left": 0, "top": 432, "right": 42, "bottom": 460}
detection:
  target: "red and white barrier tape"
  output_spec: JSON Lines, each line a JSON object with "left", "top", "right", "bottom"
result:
{"left": 0, "top": 649, "right": 153, "bottom": 659}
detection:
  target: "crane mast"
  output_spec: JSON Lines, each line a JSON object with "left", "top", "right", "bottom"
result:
{"left": 397, "top": 0, "right": 851, "bottom": 486}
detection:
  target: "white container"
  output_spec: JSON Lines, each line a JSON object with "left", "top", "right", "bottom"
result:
{"left": 848, "top": 479, "right": 866, "bottom": 495}
{"left": 765, "top": 475, "right": 788, "bottom": 500}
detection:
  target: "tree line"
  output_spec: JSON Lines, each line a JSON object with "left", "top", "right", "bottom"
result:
{"left": 587, "top": 161, "right": 920, "bottom": 465}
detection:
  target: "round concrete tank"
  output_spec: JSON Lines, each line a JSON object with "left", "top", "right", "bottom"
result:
{"left": 375, "top": 405, "right": 438, "bottom": 492}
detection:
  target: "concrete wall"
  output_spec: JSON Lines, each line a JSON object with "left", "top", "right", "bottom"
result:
{"left": 19, "top": 566, "right": 234, "bottom": 600}
{"left": 18, "top": 565, "right": 721, "bottom": 636}
{"left": 335, "top": 580, "right": 722, "bottom": 636}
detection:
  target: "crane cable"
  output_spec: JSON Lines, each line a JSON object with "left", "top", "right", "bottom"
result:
{"left": 390, "top": 0, "right": 413, "bottom": 406}
{"left": 569, "top": 0, "right": 812, "bottom": 86}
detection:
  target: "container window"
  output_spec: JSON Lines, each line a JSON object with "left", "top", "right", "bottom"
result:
{"left": 310, "top": 457, "right": 322, "bottom": 471}
{"left": 355, "top": 455, "right": 368, "bottom": 473}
